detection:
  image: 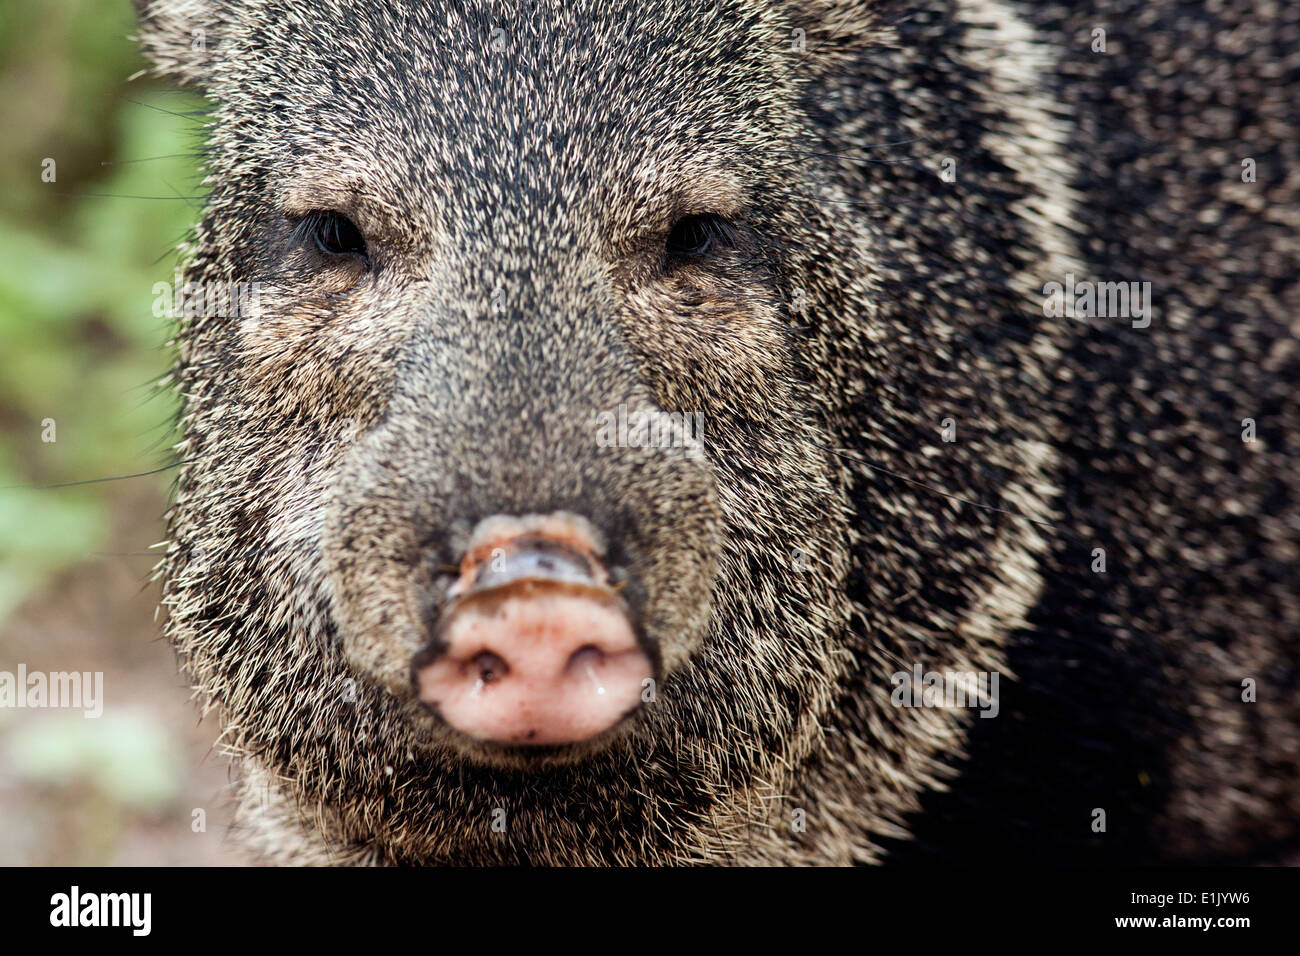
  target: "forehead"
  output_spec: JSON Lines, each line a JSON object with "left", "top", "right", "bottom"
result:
{"left": 224, "top": 0, "right": 794, "bottom": 228}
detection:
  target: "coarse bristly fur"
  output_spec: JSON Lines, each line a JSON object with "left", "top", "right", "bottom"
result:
{"left": 133, "top": 0, "right": 1299, "bottom": 865}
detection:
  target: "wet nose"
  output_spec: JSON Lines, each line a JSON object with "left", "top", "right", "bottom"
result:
{"left": 413, "top": 514, "right": 653, "bottom": 745}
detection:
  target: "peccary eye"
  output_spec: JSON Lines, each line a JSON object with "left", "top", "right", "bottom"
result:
{"left": 297, "top": 211, "right": 368, "bottom": 261}
{"left": 666, "top": 214, "right": 735, "bottom": 260}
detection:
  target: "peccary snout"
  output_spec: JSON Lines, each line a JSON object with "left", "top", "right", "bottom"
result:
{"left": 412, "top": 512, "right": 654, "bottom": 745}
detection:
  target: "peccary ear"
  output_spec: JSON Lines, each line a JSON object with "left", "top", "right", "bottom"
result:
{"left": 775, "top": 0, "right": 893, "bottom": 67}
{"left": 133, "top": 0, "right": 229, "bottom": 88}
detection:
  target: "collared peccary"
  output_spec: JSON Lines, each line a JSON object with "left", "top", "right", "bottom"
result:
{"left": 133, "top": 0, "right": 1300, "bottom": 865}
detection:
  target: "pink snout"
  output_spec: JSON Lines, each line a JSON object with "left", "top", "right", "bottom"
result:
{"left": 414, "top": 515, "right": 653, "bottom": 746}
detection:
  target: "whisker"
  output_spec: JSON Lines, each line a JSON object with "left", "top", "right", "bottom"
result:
{"left": 53, "top": 192, "right": 207, "bottom": 200}
{"left": 1, "top": 459, "right": 191, "bottom": 491}
{"left": 100, "top": 153, "right": 195, "bottom": 165}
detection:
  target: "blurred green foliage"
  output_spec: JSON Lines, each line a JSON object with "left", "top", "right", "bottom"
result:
{"left": 6, "top": 708, "right": 182, "bottom": 809}
{"left": 0, "top": 0, "right": 207, "bottom": 617}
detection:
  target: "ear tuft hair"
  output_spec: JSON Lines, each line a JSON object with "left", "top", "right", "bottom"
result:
{"left": 134, "top": 0, "right": 229, "bottom": 87}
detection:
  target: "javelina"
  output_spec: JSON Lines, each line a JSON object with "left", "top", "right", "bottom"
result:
{"left": 133, "top": 0, "right": 1300, "bottom": 864}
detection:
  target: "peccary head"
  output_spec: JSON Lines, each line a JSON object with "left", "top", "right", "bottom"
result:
{"left": 139, "top": 0, "right": 1071, "bottom": 863}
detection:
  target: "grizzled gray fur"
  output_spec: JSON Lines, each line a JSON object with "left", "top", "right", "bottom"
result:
{"left": 134, "top": 0, "right": 1300, "bottom": 864}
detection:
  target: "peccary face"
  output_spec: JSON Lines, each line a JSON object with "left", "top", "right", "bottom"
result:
{"left": 296, "top": 6, "right": 799, "bottom": 759}
{"left": 147, "top": 0, "right": 856, "bottom": 784}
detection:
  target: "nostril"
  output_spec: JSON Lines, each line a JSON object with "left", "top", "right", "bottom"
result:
{"left": 567, "top": 644, "right": 608, "bottom": 695}
{"left": 471, "top": 650, "right": 509, "bottom": 684}
{"left": 569, "top": 644, "right": 604, "bottom": 666}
